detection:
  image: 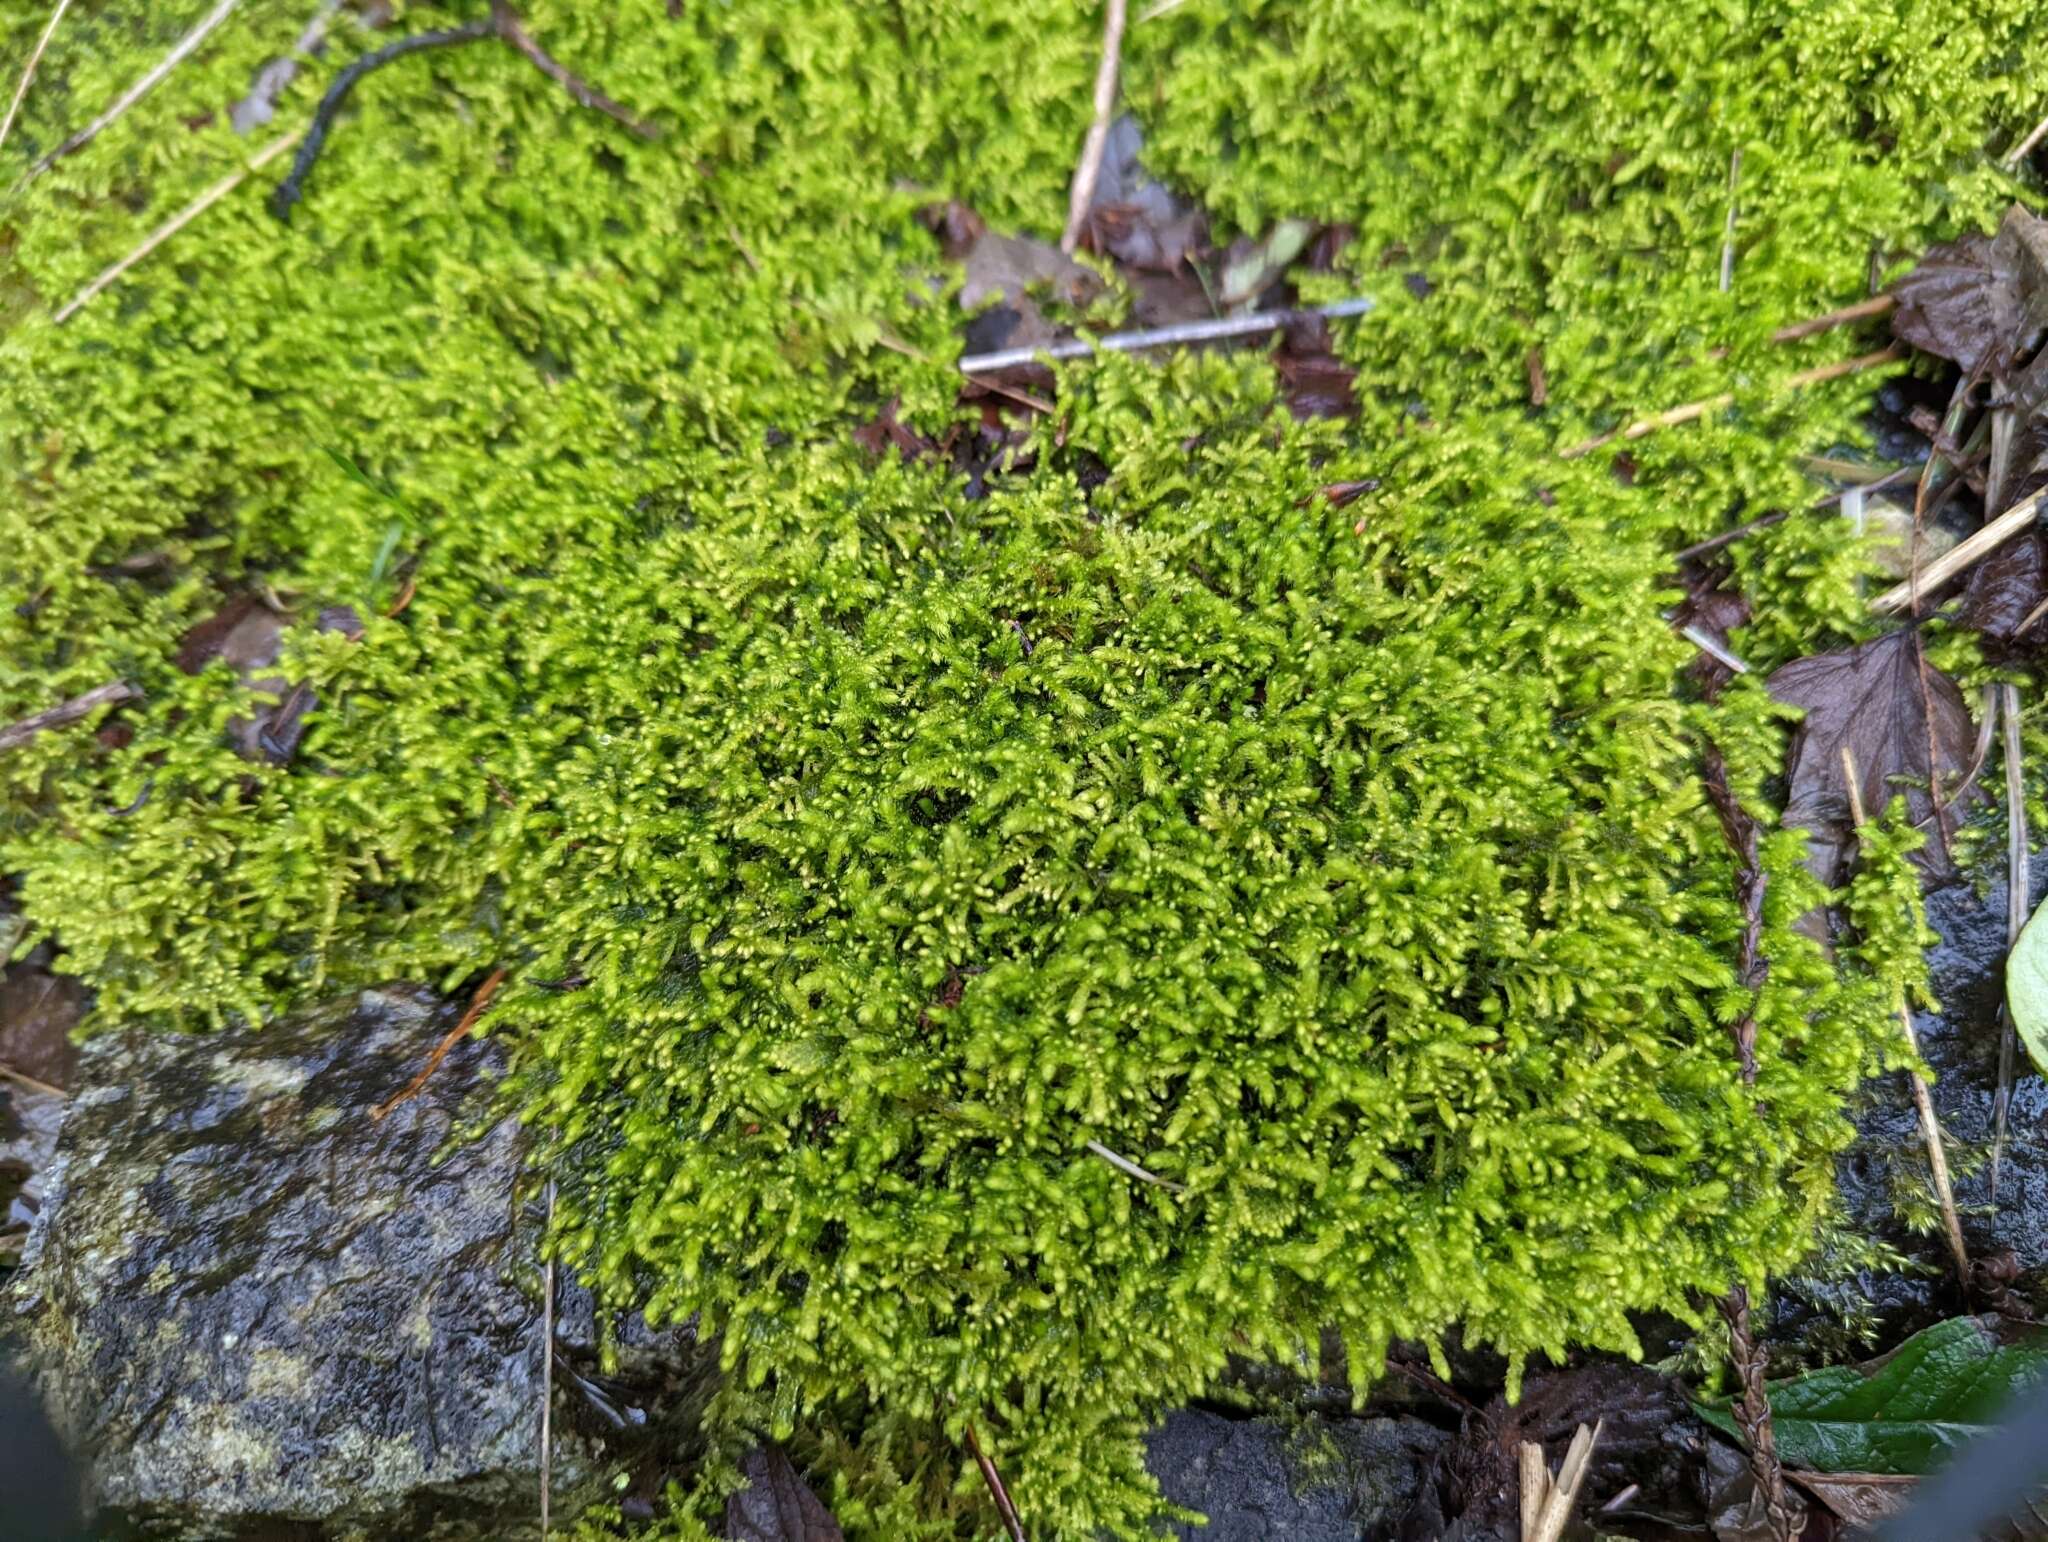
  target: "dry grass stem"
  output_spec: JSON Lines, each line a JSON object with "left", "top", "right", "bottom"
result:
{"left": 1870, "top": 489, "right": 2048, "bottom": 614}
{"left": 0, "top": 0, "right": 75, "bottom": 159}
{"left": 1061, "top": 0, "right": 1128, "bottom": 252}
{"left": 55, "top": 130, "right": 301, "bottom": 324}
{"left": 1560, "top": 346, "right": 1899, "bottom": 459}
{"left": 1841, "top": 744, "right": 1971, "bottom": 1293}
{"left": 18, "top": 0, "right": 241, "bottom": 191}
{"left": 1720, "top": 149, "right": 1741, "bottom": 292}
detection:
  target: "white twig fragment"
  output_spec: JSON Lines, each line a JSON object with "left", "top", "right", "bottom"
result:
{"left": 1680, "top": 625, "right": 1749, "bottom": 675}
{"left": 1061, "top": 0, "right": 1128, "bottom": 253}
{"left": 957, "top": 297, "right": 1373, "bottom": 374}
{"left": 1084, "top": 1139, "right": 1185, "bottom": 1193}
{"left": 0, "top": 0, "right": 74, "bottom": 160}
{"left": 1720, "top": 148, "right": 1741, "bottom": 293}
{"left": 1520, "top": 1421, "right": 1603, "bottom": 1542}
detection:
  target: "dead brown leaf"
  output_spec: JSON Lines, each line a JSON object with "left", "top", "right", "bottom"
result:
{"left": 1959, "top": 530, "right": 2048, "bottom": 650}
{"left": 1273, "top": 311, "right": 1357, "bottom": 420}
{"left": 1890, "top": 206, "right": 2048, "bottom": 382}
{"left": 1765, "top": 630, "right": 1978, "bottom": 885}
{"left": 1787, "top": 1470, "right": 1915, "bottom": 1531}
{"left": 0, "top": 944, "right": 84, "bottom": 1093}
{"left": 852, "top": 398, "right": 939, "bottom": 464}
{"left": 724, "top": 1443, "right": 844, "bottom": 1542}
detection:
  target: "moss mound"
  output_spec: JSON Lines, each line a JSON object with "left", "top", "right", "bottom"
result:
{"left": 0, "top": 0, "right": 2038, "bottom": 1534}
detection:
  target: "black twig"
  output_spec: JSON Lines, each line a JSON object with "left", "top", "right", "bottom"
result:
{"left": 271, "top": 20, "right": 494, "bottom": 220}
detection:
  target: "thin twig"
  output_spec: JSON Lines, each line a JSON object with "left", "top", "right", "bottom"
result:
{"left": 1136, "top": 0, "right": 1189, "bottom": 19}
{"left": 1719, "top": 149, "right": 1741, "bottom": 293}
{"left": 958, "top": 297, "right": 1373, "bottom": 374}
{"left": 1061, "top": 0, "right": 1127, "bottom": 253}
{"left": 1767, "top": 293, "right": 1895, "bottom": 344}
{"left": 1559, "top": 346, "right": 1900, "bottom": 459}
{"left": 1994, "top": 683, "right": 2029, "bottom": 1200}
{"left": 274, "top": 8, "right": 658, "bottom": 219}
{"left": 0, "top": 680, "right": 140, "bottom": 754}
{"left": 272, "top": 20, "right": 495, "bottom": 219}
{"left": 0, "top": 1064, "right": 67, "bottom": 1101}
{"left": 487, "top": 0, "right": 657, "bottom": 139}
{"left": 1842, "top": 745, "right": 1970, "bottom": 1295}
{"left": 1720, "top": 1285, "right": 1798, "bottom": 1542}
{"left": 1083, "top": 1139, "right": 1186, "bottom": 1193}
{"left": 0, "top": 0, "right": 74, "bottom": 160}
{"left": 2006, "top": 110, "right": 2048, "bottom": 168}
{"left": 540, "top": 1176, "right": 556, "bottom": 1535}
{"left": 963, "top": 1421, "right": 1027, "bottom": 1542}
{"left": 1870, "top": 489, "right": 2048, "bottom": 615}
{"left": 17, "top": 0, "right": 241, "bottom": 191}
{"left": 370, "top": 967, "right": 507, "bottom": 1120}
{"left": 55, "top": 130, "right": 301, "bottom": 323}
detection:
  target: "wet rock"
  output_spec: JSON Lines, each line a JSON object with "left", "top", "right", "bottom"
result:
{"left": 0, "top": 1081, "right": 64, "bottom": 1268}
{"left": 9, "top": 985, "right": 715, "bottom": 1539}
{"left": 1144, "top": 1408, "right": 1444, "bottom": 1541}
{"left": 1797, "top": 868, "right": 2048, "bottom": 1343}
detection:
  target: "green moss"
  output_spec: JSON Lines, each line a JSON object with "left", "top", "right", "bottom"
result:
{"left": 2, "top": 1, "right": 2043, "bottom": 1535}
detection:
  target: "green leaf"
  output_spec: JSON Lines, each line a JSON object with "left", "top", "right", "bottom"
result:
{"left": 1697, "top": 1316, "right": 2048, "bottom": 1474}
{"left": 2006, "top": 894, "right": 2048, "bottom": 1078}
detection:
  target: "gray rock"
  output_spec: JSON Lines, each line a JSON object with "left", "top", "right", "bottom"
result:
{"left": 1144, "top": 1408, "right": 1444, "bottom": 1541}
{"left": 1800, "top": 870, "right": 2048, "bottom": 1341}
{"left": 8, "top": 985, "right": 713, "bottom": 1540}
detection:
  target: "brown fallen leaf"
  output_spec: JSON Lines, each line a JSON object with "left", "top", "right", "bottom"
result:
{"left": 0, "top": 942, "right": 84, "bottom": 1094}
{"left": 852, "top": 397, "right": 939, "bottom": 464}
{"left": 1273, "top": 311, "right": 1357, "bottom": 420}
{"left": 1890, "top": 205, "right": 2048, "bottom": 382}
{"left": 1766, "top": 630, "right": 1978, "bottom": 885}
{"left": 1787, "top": 1470, "right": 1915, "bottom": 1531}
{"left": 1959, "top": 529, "right": 2048, "bottom": 651}
{"left": 724, "top": 1443, "right": 844, "bottom": 1542}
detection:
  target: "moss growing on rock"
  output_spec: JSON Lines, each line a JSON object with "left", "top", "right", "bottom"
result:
{"left": 0, "top": 0, "right": 2038, "bottom": 1533}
